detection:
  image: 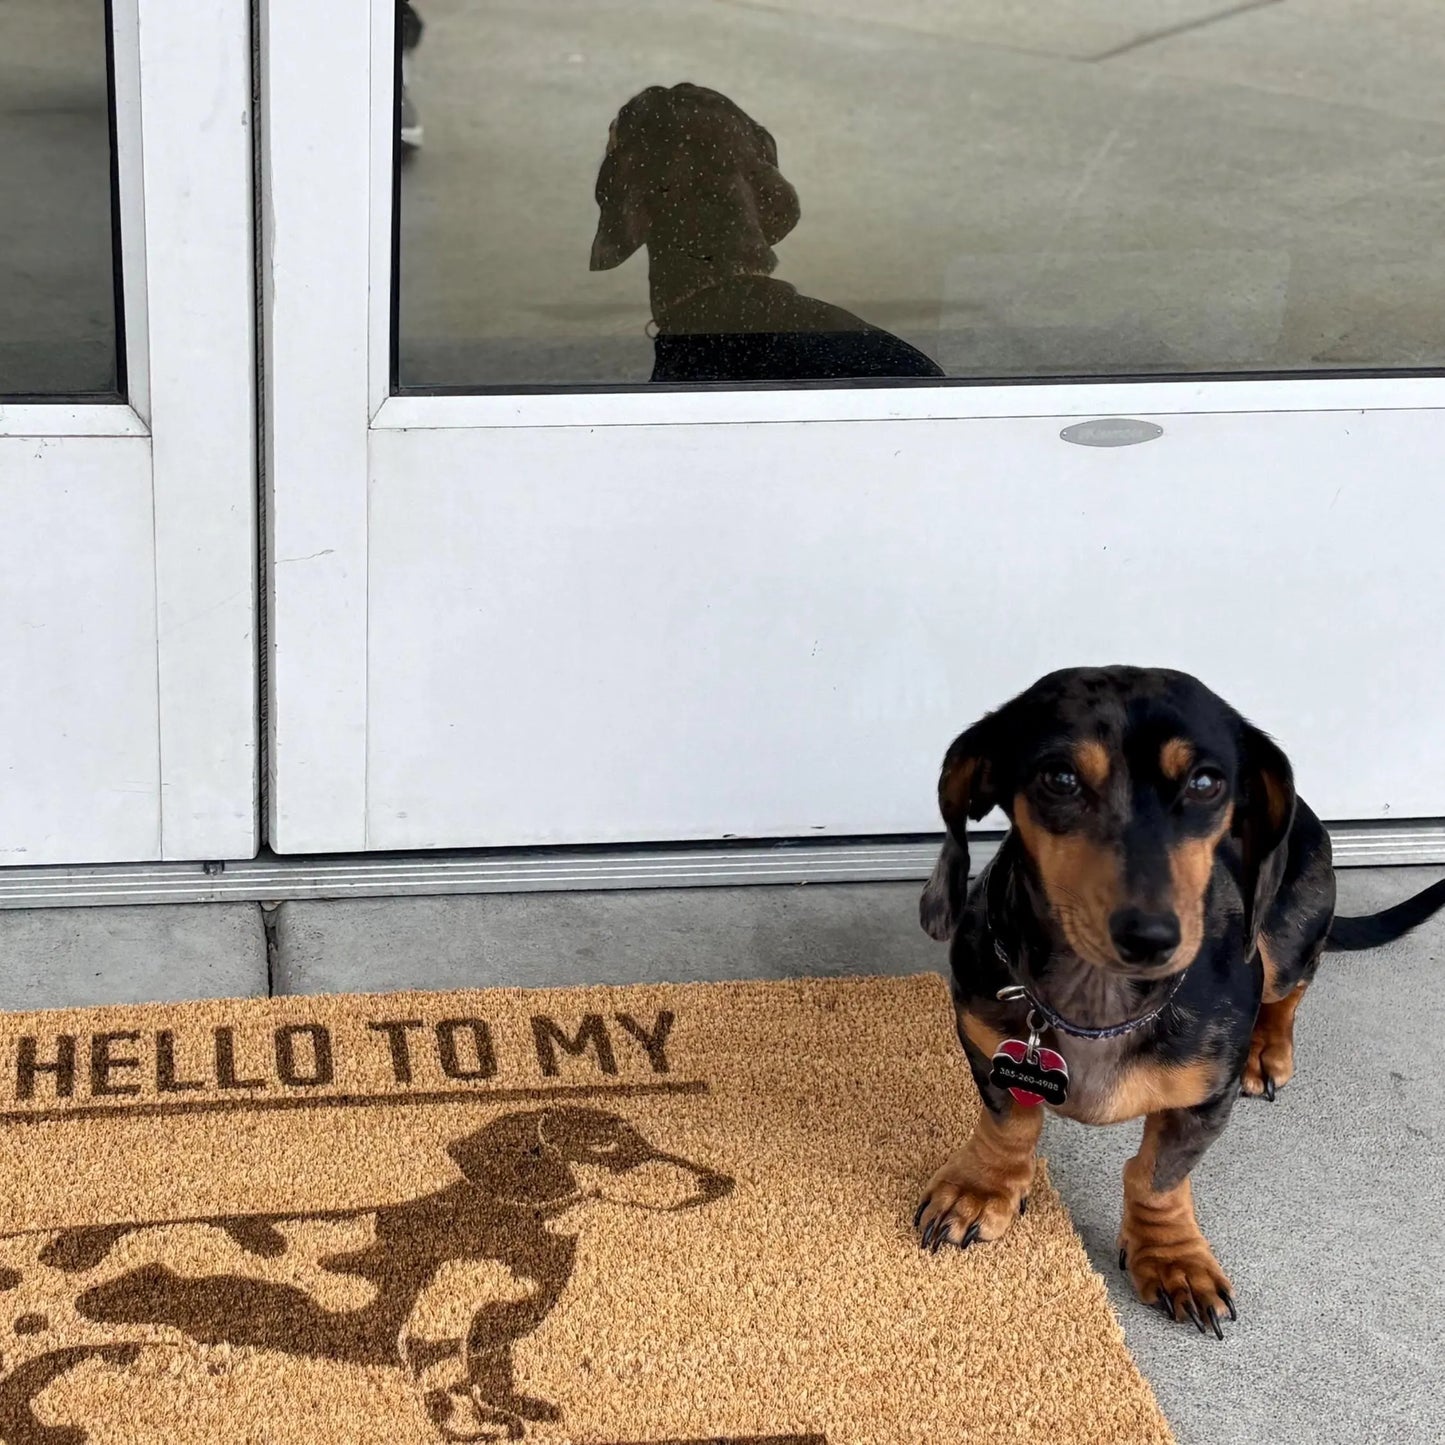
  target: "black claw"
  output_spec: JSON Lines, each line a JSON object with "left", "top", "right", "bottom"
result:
{"left": 1220, "top": 1289, "right": 1238, "bottom": 1322}
{"left": 1156, "top": 1289, "right": 1174, "bottom": 1321}
{"left": 914, "top": 1199, "right": 927, "bottom": 1229}
{"left": 959, "top": 1222, "right": 981, "bottom": 1251}
{"left": 928, "top": 1219, "right": 950, "bottom": 1253}
{"left": 1019, "top": 1195, "right": 1029, "bottom": 1217}
{"left": 1206, "top": 1306, "right": 1225, "bottom": 1341}
{"left": 1184, "top": 1298, "right": 1206, "bottom": 1334}
{"left": 1263, "top": 1076, "right": 1276, "bottom": 1103}
{"left": 1119, "top": 1247, "right": 1129, "bottom": 1271}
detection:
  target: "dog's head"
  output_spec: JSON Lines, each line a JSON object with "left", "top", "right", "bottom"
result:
{"left": 920, "top": 666, "right": 1295, "bottom": 977}
{"left": 589, "top": 82, "right": 800, "bottom": 273}
{"left": 447, "top": 1107, "right": 733, "bottom": 1214}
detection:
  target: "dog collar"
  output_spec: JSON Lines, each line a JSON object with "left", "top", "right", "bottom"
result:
{"left": 992, "top": 957, "right": 1186, "bottom": 1041}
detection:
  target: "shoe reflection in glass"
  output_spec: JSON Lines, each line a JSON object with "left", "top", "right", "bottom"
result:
{"left": 589, "top": 83, "right": 943, "bottom": 384}
{"left": 399, "top": 1, "right": 424, "bottom": 156}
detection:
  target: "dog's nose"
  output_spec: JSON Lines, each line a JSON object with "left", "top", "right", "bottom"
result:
{"left": 1108, "top": 908, "right": 1181, "bottom": 964}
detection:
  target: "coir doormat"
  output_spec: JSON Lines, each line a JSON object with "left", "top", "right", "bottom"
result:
{"left": 0, "top": 974, "right": 1170, "bottom": 1445}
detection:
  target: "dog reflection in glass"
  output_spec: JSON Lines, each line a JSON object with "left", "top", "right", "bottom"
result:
{"left": 590, "top": 82, "right": 943, "bottom": 385}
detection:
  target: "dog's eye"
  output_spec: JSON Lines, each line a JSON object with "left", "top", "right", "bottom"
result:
{"left": 1185, "top": 768, "right": 1225, "bottom": 803}
{"left": 1040, "top": 768, "right": 1081, "bottom": 798}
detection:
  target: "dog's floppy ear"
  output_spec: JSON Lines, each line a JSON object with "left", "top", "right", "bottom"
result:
{"left": 919, "top": 836, "right": 970, "bottom": 943}
{"left": 919, "top": 714, "right": 1006, "bottom": 941}
{"left": 1232, "top": 722, "right": 1296, "bottom": 943}
{"left": 733, "top": 114, "right": 800, "bottom": 247}
{"left": 447, "top": 1110, "right": 577, "bottom": 1203}
{"left": 589, "top": 120, "right": 650, "bottom": 272}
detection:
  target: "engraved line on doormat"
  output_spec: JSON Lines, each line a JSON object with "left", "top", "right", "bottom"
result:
{"left": 598, "top": 1437, "right": 827, "bottom": 1444}
{"left": 0, "top": 1079, "right": 708, "bottom": 1128}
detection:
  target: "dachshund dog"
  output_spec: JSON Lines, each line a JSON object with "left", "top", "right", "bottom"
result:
{"left": 914, "top": 667, "right": 1445, "bottom": 1337}
{"left": 590, "top": 82, "right": 944, "bottom": 383}
{"left": 0, "top": 1108, "right": 733, "bottom": 1443}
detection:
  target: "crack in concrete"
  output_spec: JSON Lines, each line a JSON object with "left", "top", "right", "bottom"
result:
{"left": 1089, "top": 0, "right": 1285, "bottom": 63}
{"left": 259, "top": 901, "right": 281, "bottom": 997}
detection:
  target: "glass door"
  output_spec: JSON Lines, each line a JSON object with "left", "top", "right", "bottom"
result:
{"left": 0, "top": 0, "right": 257, "bottom": 864}
{"left": 265, "top": 0, "right": 1445, "bottom": 852}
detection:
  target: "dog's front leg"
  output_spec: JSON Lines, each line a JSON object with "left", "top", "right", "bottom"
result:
{"left": 1118, "top": 1096, "right": 1238, "bottom": 1337}
{"left": 402, "top": 1335, "right": 522, "bottom": 1442}
{"left": 463, "top": 1304, "right": 562, "bottom": 1427}
{"left": 915, "top": 1099, "right": 1042, "bottom": 1252}
{"left": 399, "top": 1263, "right": 541, "bottom": 1441}
{"left": 916, "top": 1012, "right": 1043, "bottom": 1253}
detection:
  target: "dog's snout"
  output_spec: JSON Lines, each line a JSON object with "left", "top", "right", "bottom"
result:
{"left": 1108, "top": 908, "right": 1181, "bottom": 965}
{"left": 652, "top": 1155, "right": 734, "bottom": 1210}
{"left": 691, "top": 1167, "right": 734, "bottom": 1206}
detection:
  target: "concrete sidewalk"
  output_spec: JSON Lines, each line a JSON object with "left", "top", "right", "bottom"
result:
{"left": 0, "top": 868, "right": 1440, "bottom": 1443}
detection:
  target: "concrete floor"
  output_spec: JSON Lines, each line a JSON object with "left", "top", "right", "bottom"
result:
{"left": 0, "top": 867, "right": 1440, "bottom": 1442}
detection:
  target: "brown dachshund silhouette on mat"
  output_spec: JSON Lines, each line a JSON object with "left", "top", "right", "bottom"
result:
{"left": 0, "top": 1107, "right": 733, "bottom": 1444}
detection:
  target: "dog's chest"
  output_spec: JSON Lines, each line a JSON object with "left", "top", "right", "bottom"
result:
{"left": 1044, "top": 1036, "right": 1144, "bottom": 1124}
{"left": 1045, "top": 1033, "right": 1218, "bottom": 1124}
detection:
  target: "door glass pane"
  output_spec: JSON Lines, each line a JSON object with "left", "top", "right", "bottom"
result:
{"left": 0, "top": 0, "right": 123, "bottom": 398}
{"left": 394, "top": 0, "right": 1445, "bottom": 392}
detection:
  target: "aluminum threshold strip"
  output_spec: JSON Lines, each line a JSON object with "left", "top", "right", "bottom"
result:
{"left": 0, "top": 823, "right": 1441, "bottom": 910}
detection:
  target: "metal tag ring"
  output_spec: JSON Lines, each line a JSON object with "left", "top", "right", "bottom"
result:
{"left": 1025, "top": 1008, "right": 1046, "bottom": 1059}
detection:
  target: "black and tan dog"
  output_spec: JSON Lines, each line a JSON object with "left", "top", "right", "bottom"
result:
{"left": 0, "top": 1108, "right": 732, "bottom": 1443}
{"left": 915, "top": 666, "right": 1445, "bottom": 1337}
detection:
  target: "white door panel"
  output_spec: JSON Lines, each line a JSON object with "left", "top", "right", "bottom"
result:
{"left": 360, "top": 409, "right": 1444, "bottom": 849}
{"left": 0, "top": 438, "right": 159, "bottom": 863}
{"left": 264, "top": 0, "right": 1445, "bottom": 853}
{"left": 0, "top": 0, "right": 256, "bottom": 866}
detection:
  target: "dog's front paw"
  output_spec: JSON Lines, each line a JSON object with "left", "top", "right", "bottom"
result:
{"left": 1118, "top": 1227, "right": 1236, "bottom": 1339}
{"left": 507, "top": 1393, "right": 561, "bottom": 1424}
{"left": 424, "top": 1388, "right": 523, "bottom": 1442}
{"left": 1240, "top": 1027, "right": 1295, "bottom": 1101}
{"left": 1241, "top": 986, "right": 1308, "bottom": 1102}
{"left": 914, "top": 1158, "right": 1032, "bottom": 1254}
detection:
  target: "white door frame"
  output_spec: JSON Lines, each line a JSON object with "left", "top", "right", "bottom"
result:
{"left": 0, "top": 0, "right": 256, "bottom": 864}
{"left": 262, "top": 0, "right": 1445, "bottom": 856}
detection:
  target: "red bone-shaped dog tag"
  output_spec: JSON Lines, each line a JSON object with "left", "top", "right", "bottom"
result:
{"left": 990, "top": 1038, "right": 1069, "bottom": 1108}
